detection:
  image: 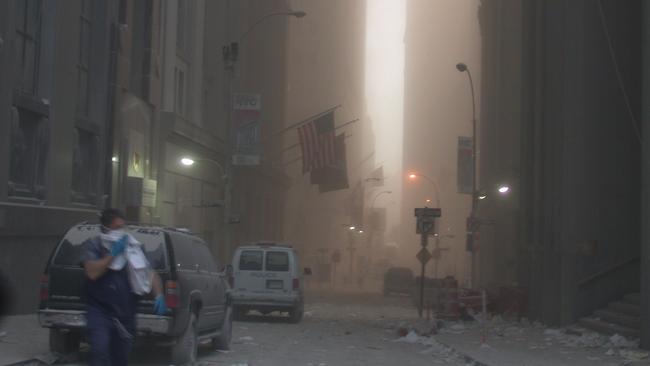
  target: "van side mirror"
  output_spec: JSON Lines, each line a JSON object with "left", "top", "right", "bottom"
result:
{"left": 303, "top": 267, "right": 312, "bottom": 276}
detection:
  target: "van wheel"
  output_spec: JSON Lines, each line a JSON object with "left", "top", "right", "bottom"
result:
{"left": 212, "top": 306, "right": 233, "bottom": 350}
{"left": 171, "top": 313, "right": 198, "bottom": 365}
{"left": 49, "top": 329, "right": 80, "bottom": 355}
{"left": 289, "top": 303, "right": 304, "bottom": 324}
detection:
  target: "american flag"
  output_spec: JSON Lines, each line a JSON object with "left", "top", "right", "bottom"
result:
{"left": 298, "top": 111, "right": 336, "bottom": 173}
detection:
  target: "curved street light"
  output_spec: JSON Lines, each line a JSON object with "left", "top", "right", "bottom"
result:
{"left": 238, "top": 10, "right": 307, "bottom": 43}
{"left": 407, "top": 173, "right": 441, "bottom": 208}
{"left": 455, "top": 62, "right": 477, "bottom": 211}
{"left": 457, "top": 62, "right": 479, "bottom": 288}
{"left": 371, "top": 190, "right": 392, "bottom": 208}
{"left": 179, "top": 156, "right": 227, "bottom": 180}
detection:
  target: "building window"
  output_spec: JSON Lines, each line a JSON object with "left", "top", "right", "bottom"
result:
{"left": 130, "top": 0, "right": 153, "bottom": 99}
{"left": 176, "top": 0, "right": 186, "bottom": 52}
{"left": 77, "top": 0, "right": 93, "bottom": 118}
{"left": 118, "top": 0, "right": 127, "bottom": 24}
{"left": 14, "top": 0, "right": 42, "bottom": 95}
{"left": 8, "top": 107, "right": 49, "bottom": 200}
{"left": 174, "top": 64, "right": 186, "bottom": 116}
{"left": 71, "top": 128, "right": 100, "bottom": 204}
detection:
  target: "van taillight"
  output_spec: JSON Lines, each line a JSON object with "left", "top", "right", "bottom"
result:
{"left": 292, "top": 279, "right": 300, "bottom": 290}
{"left": 40, "top": 275, "right": 49, "bottom": 301}
{"left": 165, "top": 281, "right": 180, "bottom": 309}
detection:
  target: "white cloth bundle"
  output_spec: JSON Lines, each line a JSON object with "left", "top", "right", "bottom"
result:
{"left": 101, "top": 231, "right": 152, "bottom": 295}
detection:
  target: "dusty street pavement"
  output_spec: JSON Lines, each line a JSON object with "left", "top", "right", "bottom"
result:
{"left": 192, "top": 291, "right": 470, "bottom": 366}
{"left": 4, "top": 291, "right": 650, "bottom": 365}
{"left": 0, "top": 291, "right": 470, "bottom": 366}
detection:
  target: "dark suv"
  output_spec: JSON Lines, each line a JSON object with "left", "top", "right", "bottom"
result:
{"left": 38, "top": 223, "right": 232, "bottom": 364}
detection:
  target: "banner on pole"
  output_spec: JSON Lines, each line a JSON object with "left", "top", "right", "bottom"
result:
{"left": 232, "top": 93, "right": 261, "bottom": 166}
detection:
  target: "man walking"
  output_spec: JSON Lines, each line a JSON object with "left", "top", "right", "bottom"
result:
{"left": 82, "top": 209, "right": 166, "bottom": 365}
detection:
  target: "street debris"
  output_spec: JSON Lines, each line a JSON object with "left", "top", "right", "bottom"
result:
{"left": 392, "top": 330, "right": 473, "bottom": 364}
{"left": 619, "top": 349, "right": 649, "bottom": 362}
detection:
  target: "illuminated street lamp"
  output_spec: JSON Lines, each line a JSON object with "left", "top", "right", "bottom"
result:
{"left": 498, "top": 185, "right": 511, "bottom": 194}
{"left": 180, "top": 157, "right": 195, "bottom": 166}
{"left": 478, "top": 193, "right": 487, "bottom": 200}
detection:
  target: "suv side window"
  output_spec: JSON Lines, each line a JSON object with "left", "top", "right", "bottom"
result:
{"left": 266, "top": 251, "right": 289, "bottom": 272}
{"left": 239, "top": 250, "right": 263, "bottom": 271}
{"left": 194, "top": 241, "right": 218, "bottom": 273}
{"left": 171, "top": 233, "right": 198, "bottom": 271}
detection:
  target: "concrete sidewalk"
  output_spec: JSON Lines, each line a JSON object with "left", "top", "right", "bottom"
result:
{"left": 435, "top": 321, "right": 650, "bottom": 366}
{"left": 0, "top": 314, "right": 49, "bottom": 365}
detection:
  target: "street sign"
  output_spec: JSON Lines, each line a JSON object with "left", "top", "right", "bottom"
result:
{"left": 414, "top": 207, "right": 442, "bottom": 218}
{"left": 416, "top": 248, "right": 432, "bottom": 265}
{"left": 416, "top": 218, "right": 435, "bottom": 235}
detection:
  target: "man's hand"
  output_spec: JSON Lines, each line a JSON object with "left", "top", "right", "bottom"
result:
{"left": 153, "top": 294, "right": 168, "bottom": 315}
{"left": 83, "top": 256, "right": 113, "bottom": 281}
{"left": 110, "top": 235, "right": 128, "bottom": 257}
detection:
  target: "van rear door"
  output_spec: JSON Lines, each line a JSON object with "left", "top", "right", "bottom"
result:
{"left": 264, "top": 250, "right": 292, "bottom": 294}
{"left": 234, "top": 249, "right": 268, "bottom": 294}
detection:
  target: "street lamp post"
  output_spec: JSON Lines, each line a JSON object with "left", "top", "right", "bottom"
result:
{"left": 221, "top": 9, "right": 306, "bottom": 255}
{"left": 368, "top": 190, "right": 391, "bottom": 276}
{"left": 408, "top": 173, "right": 445, "bottom": 279}
{"left": 456, "top": 62, "right": 478, "bottom": 288}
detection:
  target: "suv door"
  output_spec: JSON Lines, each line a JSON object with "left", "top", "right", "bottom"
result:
{"left": 193, "top": 241, "right": 225, "bottom": 331}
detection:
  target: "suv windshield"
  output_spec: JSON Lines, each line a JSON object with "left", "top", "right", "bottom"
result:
{"left": 53, "top": 225, "right": 168, "bottom": 270}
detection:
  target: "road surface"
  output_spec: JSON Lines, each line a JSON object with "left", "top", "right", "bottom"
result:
{"left": 129, "top": 291, "right": 468, "bottom": 366}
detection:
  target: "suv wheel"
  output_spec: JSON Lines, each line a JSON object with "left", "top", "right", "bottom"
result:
{"left": 49, "top": 329, "right": 80, "bottom": 355}
{"left": 212, "top": 306, "right": 233, "bottom": 350}
{"left": 171, "top": 313, "right": 198, "bottom": 365}
{"left": 289, "top": 303, "right": 304, "bottom": 324}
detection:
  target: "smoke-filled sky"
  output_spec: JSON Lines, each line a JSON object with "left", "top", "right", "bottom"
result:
{"left": 365, "top": 0, "right": 406, "bottom": 229}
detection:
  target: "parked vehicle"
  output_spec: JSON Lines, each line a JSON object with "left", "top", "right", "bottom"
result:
{"left": 383, "top": 267, "right": 414, "bottom": 296}
{"left": 38, "top": 223, "right": 232, "bottom": 365}
{"left": 230, "top": 242, "right": 308, "bottom": 323}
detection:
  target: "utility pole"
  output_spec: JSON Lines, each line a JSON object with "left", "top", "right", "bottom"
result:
{"left": 220, "top": 9, "right": 306, "bottom": 257}
{"left": 414, "top": 207, "right": 441, "bottom": 318}
{"left": 456, "top": 62, "right": 478, "bottom": 288}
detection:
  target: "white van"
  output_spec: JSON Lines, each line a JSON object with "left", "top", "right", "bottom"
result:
{"left": 230, "top": 242, "right": 308, "bottom": 323}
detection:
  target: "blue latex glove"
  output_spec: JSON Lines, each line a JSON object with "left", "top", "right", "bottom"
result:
{"left": 153, "top": 294, "right": 168, "bottom": 315}
{"left": 110, "top": 234, "right": 128, "bottom": 257}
